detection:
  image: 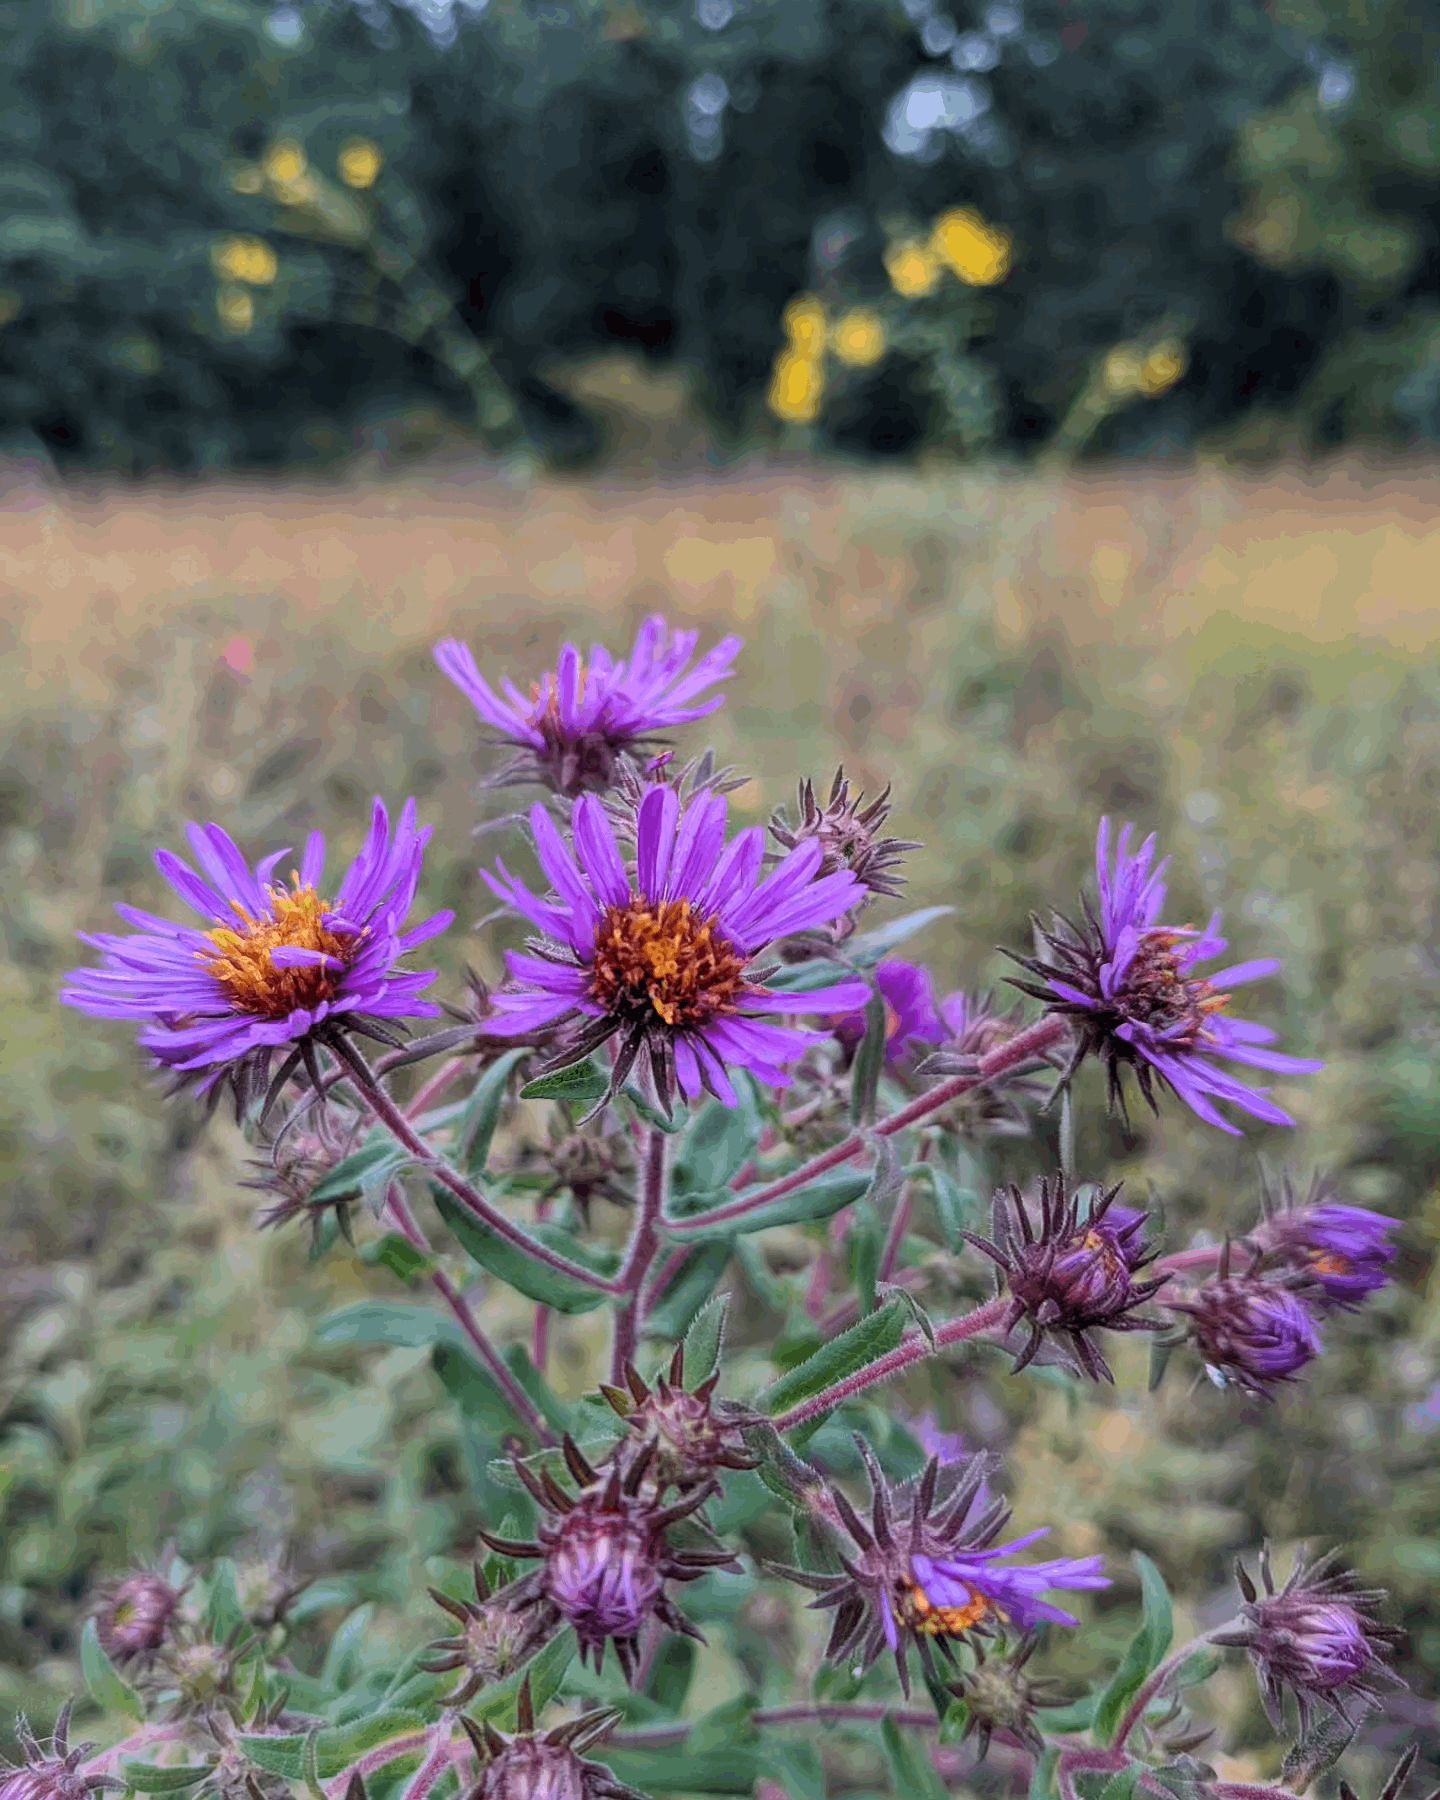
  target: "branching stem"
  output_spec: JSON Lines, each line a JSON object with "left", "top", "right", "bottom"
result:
{"left": 609, "top": 1125, "right": 669, "bottom": 1383}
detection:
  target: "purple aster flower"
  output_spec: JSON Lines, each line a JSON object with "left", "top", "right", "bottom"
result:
{"left": 1215, "top": 1545, "right": 1406, "bottom": 1733}
{"left": 482, "top": 785, "right": 872, "bottom": 1111}
{"left": 1007, "top": 819, "right": 1324, "bottom": 1134}
{"left": 963, "top": 1177, "right": 1170, "bottom": 1382}
{"left": 1, "top": 1705, "right": 123, "bottom": 1800}
{"left": 1170, "top": 1247, "right": 1324, "bottom": 1396}
{"left": 828, "top": 959, "right": 946, "bottom": 1067}
{"left": 773, "top": 1439, "right": 1108, "bottom": 1694}
{"left": 476, "top": 1437, "right": 737, "bottom": 1683}
{"left": 1256, "top": 1172, "right": 1397, "bottom": 1310}
{"left": 434, "top": 616, "right": 742, "bottom": 796}
{"left": 59, "top": 800, "right": 453, "bottom": 1115}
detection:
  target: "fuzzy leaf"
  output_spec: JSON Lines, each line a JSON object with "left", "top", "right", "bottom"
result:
{"left": 1093, "top": 1552, "right": 1175, "bottom": 1744}
{"left": 645, "top": 1242, "right": 735, "bottom": 1341}
{"left": 594, "top": 1748, "right": 762, "bottom": 1794}
{"left": 359, "top": 1233, "right": 433, "bottom": 1283}
{"left": 844, "top": 906, "right": 956, "bottom": 965}
{"left": 238, "top": 1709, "right": 427, "bottom": 1781}
{"left": 682, "top": 1291, "right": 731, "bottom": 1386}
{"left": 315, "top": 1301, "right": 467, "bottom": 1356}
{"left": 319, "top": 1603, "right": 376, "bottom": 1692}
{"left": 758, "top": 1301, "right": 906, "bottom": 1420}
{"left": 467, "top": 1630, "right": 575, "bottom": 1727}
{"left": 849, "top": 988, "right": 889, "bottom": 1126}
{"left": 667, "top": 1171, "right": 871, "bottom": 1240}
{"left": 308, "top": 1138, "right": 408, "bottom": 1205}
{"left": 118, "top": 1765, "right": 215, "bottom": 1794}
{"left": 518, "top": 1057, "right": 609, "bottom": 1103}
{"left": 431, "top": 1342, "right": 536, "bottom": 1441}
{"left": 1097, "top": 1765, "right": 1146, "bottom": 1800}
{"left": 457, "top": 1048, "right": 530, "bottom": 1174}
{"left": 431, "top": 1187, "right": 616, "bottom": 1313}
{"left": 80, "top": 1617, "right": 145, "bottom": 1721}
{"left": 672, "top": 1090, "right": 762, "bottom": 1196}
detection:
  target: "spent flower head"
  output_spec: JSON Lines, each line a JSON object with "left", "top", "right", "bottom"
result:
{"left": 1, "top": 1705, "right": 124, "bottom": 1800}
{"left": 946, "top": 1636, "right": 1074, "bottom": 1758}
{"left": 1008, "top": 820, "right": 1323, "bottom": 1133}
{"left": 1215, "top": 1545, "right": 1406, "bottom": 1733}
{"left": 599, "top": 1344, "right": 759, "bottom": 1493}
{"left": 769, "top": 768, "right": 920, "bottom": 909}
{"left": 459, "top": 1680, "right": 646, "bottom": 1800}
{"left": 482, "top": 787, "right": 871, "bottom": 1112}
{"left": 60, "top": 799, "right": 452, "bottom": 1118}
{"left": 774, "top": 1439, "right": 1107, "bottom": 1694}
{"left": 421, "top": 1563, "right": 557, "bottom": 1706}
{"left": 435, "top": 616, "right": 741, "bottom": 797}
{"left": 962, "top": 1177, "right": 1169, "bottom": 1381}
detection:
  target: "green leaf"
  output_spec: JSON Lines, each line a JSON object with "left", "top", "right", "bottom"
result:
{"left": 118, "top": 1764, "right": 214, "bottom": 1793}
{"left": 518, "top": 1057, "right": 609, "bottom": 1103}
{"left": 239, "top": 1710, "right": 428, "bottom": 1781}
{"left": 457, "top": 1048, "right": 530, "bottom": 1174}
{"left": 667, "top": 1171, "right": 871, "bottom": 1240}
{"left": 80, "top": 1617, "right": 144, "bottom": 1721}
{"left": 204, "top": 1559, "right": 252, "bottom": 1653}
{"left": 359, "top": 1233, "right": 433, "bottom": 1283}
{"left": 467, "top": 1629, "right": 574, "bottom": 1727}
{"left": 622, "top": 1087, "right": 689, "bottom": 1133}
{"left": 644, "top": 1635, "right": 697, "bottom": 1714}
{"left": 758, "top": 1301, "right": 906, "bottom": 1420}
{"left": 758, "top": 1739, "right": 826, "bottom": 1800}
{"left": 431, "top": 1187, "right": 615, "bottom": 1314}
{"left": 593, "top": 1748, "right": 762, "bottom": 1795}
{"left": 319, "top": 1603, "right": 376, "bottom": 1692}
{"left": 672, "top": 1089, "right": 761, "bottom": 1196}
{"left": 645, "top": 1242, "right": 735, "bottom": 1341}
{"left": 308, "top": 1138, "right": 407, "bottom": 1206}
{"left": 1097, "top": 1765, "right": 1146, "bottom": 1800}
{"left": 849, "top": 988, "right": 888, "bottom": 1126}
{"left": 939, "top": 1699, "right": 971, "bottom": 1745}
{"left": 844, "top": 906, "right": 956, "bottom": 966}
{"left": 1030, "top": 1745, "right": 1061, "bottom": 1800}
{"left": 314, "top": 1301, "right": 467, "bottom": 1356}
{"left": 503, "top": 1344, "right": 575, "bottom": 1437}
{"left": 881, "top": 1715, "right": 947, "bottom": 1800}
{"left": 847, "top": 1199, "right": 882, "bottom": 1316}
{"left": 927, "top": 1163, "right": 983, "bottom": 1252}
{"left": 681, "top": 1291, "right": 731, "bottom": 1386}
{"left": 431, "top": 1343, "right": 534, "bottom": 1441}
{"left": 1093, "top": 1552, "right": 1174, "bottom": 1744}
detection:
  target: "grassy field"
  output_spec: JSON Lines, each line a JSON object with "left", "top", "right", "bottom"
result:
{"left": 2, "top": 452, "right": 1438, "bottom": 1790}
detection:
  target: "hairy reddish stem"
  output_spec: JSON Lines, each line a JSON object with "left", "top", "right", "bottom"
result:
{"left": 770, "top": 1294, "right": 1010, "bottom": 1433}
{"left": 664, "top": 1015, "right": 1066, "bottom": 1236}
{"left": 609, "top": 1125, "right": 668, "bottom": 1384}
{"left": 1111, "top": 1624, "right": 1241, "bottom": 1752}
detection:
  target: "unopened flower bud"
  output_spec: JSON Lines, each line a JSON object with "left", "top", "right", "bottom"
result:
{"left": 93, "top": 1571, "right": 184, "bottom": 1664}
{"left": 601, "top": 1345, "right": 759, "bottom": 1493}
{"left": 769, "top": 768, "right": 920, "bottom": 914}
{"left": 459, "top": 1678, "right": 646, "bottom": 1800}
{"left": 1173, "top": 1273, "right": 1323, "bottom": 1396}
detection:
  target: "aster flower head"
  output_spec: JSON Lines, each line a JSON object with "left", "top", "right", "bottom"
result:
{"left": 827, "top": 960, "right": 946, "bottom": 1068}
{"left": 774, "top": 1439, "right": 1108, "bottom": 1695}
{"left": 435, "top": 616, "right": 742, "bottom": 797}
{"left": 945, "top": 1637, "right": 1074, "bottom": 1759}
{"left": 2, "top": 1706, "right": 125, "bottom": 1800}
{"left": 1214, "top": 1545, "right": 1406, "bottom": 1733}
{"left": 459, "top": 1680, "right": 647, "bottom": 1800}
{"left": 769, "top": 767, "right": 920, "bottom": 909}
{"left": 482, "top": 786, "right": 872, "bottom": 1112}
{"left": 421, "top": 1562, "right": 557, "bottom": 1706}
{"left": 1170, "top": 1246, "right": 1324, "bottom": 1397}
{"left": 1257, "top": 1172, "right": 1397, "bottom": 1310}
{"left": 475, "top": 1437, "right": 738, "bottom": 1682}
{"left": 91, "top": 1564, "right": 187, "bottom": 1665}
{"left": 962, "top": 1177, "right": 1170, "bottom": 1382}
{"left": 600, "top": 1344, "right": 760, "bottom": 1493}
{"left": 60, "top": 799, "right": 453, "bottom": 1116}
{"left": 1008, "top": 819, "right": 1323, "bottom": 1134}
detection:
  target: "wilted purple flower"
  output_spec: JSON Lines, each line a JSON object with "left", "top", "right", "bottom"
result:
{"left": 483, "top": 786, "right": 871, "bottom": 1110}
{"left": 1215, "top": 1545, "right": 1406, "bottom": 1733}
{"left": 828, "top": 960, "right": 946, "bottom": 1066}
{"left": 476, "top": 1438, "right": 737, "bottom": 1682}
{"left": 435, "top": 616, "right": 741, "bottom": 796}
{"left": 769, "top": 768, "right": 921, "bottom": 905}
{"left": 1257, "top": 1173, "right": 1397, "bottom": 1310}
{"left": 92, "top": 1568, "right": 186, "bottom": 1664}
{"left": 60, "top": 800, "right": 453, "bottom": 1114}
{"left": 1, "top": 1705, "right": 123, "bottom": 1800}
{"left": 1170, "top": 1254, "right": 1324, "bottom": 1396}
{"left": 1007, "top": 819, "right": 1323, "bottom": 1133}
{"left": 962, "top": 1177, "right": 1170, "bottom": 1382}
{"left": 773, "top": 1439, "right": 1108, "bottom": 1694}
{"left": 460, "top": 1679, "right": 647, "bottom": 1800}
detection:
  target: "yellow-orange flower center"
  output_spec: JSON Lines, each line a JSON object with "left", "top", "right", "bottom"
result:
{"left": 200, "top": 880, "right": 355, "bottom": 1017}
{"left": 1311, "top": 1251, "right": 1350, "bottom": 1276}
{"left": 590, "top": 897, "right": 748, "bottom": 1028}
{"left": 1115, "top": 927, "right": 1231, "bottom": 1041}
{"left": 906, "top": 1581, "right": 994, "bottom": 1636}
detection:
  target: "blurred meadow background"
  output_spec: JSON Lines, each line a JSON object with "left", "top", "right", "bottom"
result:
{"left": 3, "top": 0, "right": 1440, "bottom": 1787}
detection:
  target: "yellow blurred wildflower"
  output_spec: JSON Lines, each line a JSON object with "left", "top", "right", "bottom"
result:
{"left": 831, "top": 308, "right": 886, "bottom": 368}
{"left": 338, "top": 138, "right": 385, "bottom": 189}
{"left": 781, "top": 294, "right": 827, "bottom": 354}
{"left": 212, "top": 236, "right": 278, "bottom": 286}
{"left": 263, "top": 139, "right": 308, "bottom": 184}
{"left": 1139, "top": 339, "right": 1188, "bottom": 396}
{"left": 930, "top": 207, "right": 1013, "bottom": 286}
{"left": 768, "top": 348, "right": 825, "bottom": 423}
{"left": 884, "top": 239, "right": 940, "bottom": 299}
{"left": 215, "top": 285, "right": 255, "bottom": 334}
{"left": 1102, "top": 346, "right": 1145, "bottom": 396}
